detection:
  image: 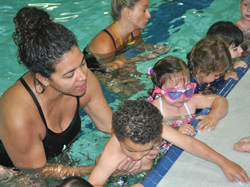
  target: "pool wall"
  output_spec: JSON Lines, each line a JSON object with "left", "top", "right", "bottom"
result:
{"left": 142, "top": 54, "right": 250, "bottom": 186}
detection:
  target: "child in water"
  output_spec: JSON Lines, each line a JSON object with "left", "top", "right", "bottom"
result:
{"left": 235, "top": 0, "right": 250, "bottom": 33}
{"left": 147, "top": 56, "right": 228, "bottom": 155}
{"left": 187, "top": 36, "right": 234, "bottom": 94}
{"left": 87, "top": 100, "right": 249, "bottom": 186}
{"left": 206, "top": 21, "right": 247, "bottom": 74}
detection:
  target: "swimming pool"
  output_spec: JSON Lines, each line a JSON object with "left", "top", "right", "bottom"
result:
{"left": 0, "top": 0, "right": 242, "bottom": 186}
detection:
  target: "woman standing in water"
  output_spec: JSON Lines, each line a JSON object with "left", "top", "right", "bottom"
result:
{"left": 84, "top": 0, "right": 170, "bottom": 71}
{"left": 0, "top": 7, "right": 158, "bottom": 178}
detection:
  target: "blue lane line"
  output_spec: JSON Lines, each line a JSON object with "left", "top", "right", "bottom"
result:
{"left": 142, "top": 55, "right": 250, "bottom": 187}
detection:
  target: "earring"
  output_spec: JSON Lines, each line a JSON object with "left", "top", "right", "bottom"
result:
{"left": 127, "top": 17, "right": 129, "bottom": 20}
{"left": 45, "top": 85, "right": 48, "bottom": 87}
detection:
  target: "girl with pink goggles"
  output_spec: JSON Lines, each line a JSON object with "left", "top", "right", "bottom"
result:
{"left": 151, "top": 83, "right": 197, "bottom": 100}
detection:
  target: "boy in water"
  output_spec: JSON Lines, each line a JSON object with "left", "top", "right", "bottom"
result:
{"left": 87, "top": 100, "right": 249, "bottom": 186}
{"left": 236, "top": 0, "right": 250, "bottom": 32}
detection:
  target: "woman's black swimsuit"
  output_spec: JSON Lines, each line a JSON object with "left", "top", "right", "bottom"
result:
{"left": 0, "top": 77, "right": 81, "bottom": 168}
{"left": 83, "top": 29, "right": 134, "bottom": 72}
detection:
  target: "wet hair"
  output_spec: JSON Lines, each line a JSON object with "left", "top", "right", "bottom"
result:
{"left": 111, "top": 0, "right": 140, "bottom": 21}
{"left": 206, "top": 21, "right": 243, "bottom": 48}
{"left": 148, "top": 56, "right": 190, "bottom": 99}
{"left": 187, "top": 36, "right": 232, "bottom": 78}
{"left": 12, "top": 7, "right": 78, "bottom": 91}
{"left": 56, "top": 176, "right": 93, "bottom": 187}
{"left": 112, "top": 100, "right": 163, "bottom": 145}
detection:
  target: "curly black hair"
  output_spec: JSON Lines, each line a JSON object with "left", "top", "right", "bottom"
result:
{"left": 12, "top": 7, "right": 78, "bottom": 92}
{"left": 112, "top": 100, "right": 163, "bottom": 145}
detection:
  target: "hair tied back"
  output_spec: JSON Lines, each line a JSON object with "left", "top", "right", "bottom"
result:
{"left": 148, "top": 67, "right": 154, "bottom": 78}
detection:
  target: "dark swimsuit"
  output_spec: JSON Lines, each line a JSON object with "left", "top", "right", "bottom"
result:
{"left": 83, "top": 29, "right": 134, "bottom": 72}
{"left": 190, "top": 73, "right": 224, "bottom": 94}
{"left": 0, "top": 76, "right": 81, "bottom": 168}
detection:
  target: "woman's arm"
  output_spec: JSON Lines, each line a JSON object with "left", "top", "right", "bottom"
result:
{"left": 80, "top": 69, "right": 112, "bottom": 133}
{"left": 37, "top": 164, "right": 94, "bottom": 178}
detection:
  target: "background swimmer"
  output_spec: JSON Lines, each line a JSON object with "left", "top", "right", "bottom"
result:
{"left": 84, "top": 0, "right": 170, "bottom": 72}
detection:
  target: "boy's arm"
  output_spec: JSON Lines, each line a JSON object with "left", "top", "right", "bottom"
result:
{"left": 162, "top": 124, "right": 249, "bottom": 183}
{"left": 191, "top": 94, "right": 228, "bottom": 131}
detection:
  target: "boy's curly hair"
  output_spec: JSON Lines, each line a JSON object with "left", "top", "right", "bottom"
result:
{"left": 112, "top": 100, "right": 163, "bottom": 145}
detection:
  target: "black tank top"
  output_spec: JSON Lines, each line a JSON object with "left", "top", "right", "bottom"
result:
{"left": 0, "top": 77, "right": 81, "bottom": 168}
{"left": 84, "top": 29, "right": 134, "bottom": 71}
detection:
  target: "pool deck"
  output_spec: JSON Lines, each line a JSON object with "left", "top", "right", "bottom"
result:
{"left": 142, "top": 55, "right": 250, "bottom": 187}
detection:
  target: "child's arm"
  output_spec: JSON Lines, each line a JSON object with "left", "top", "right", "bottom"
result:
{"left": 162, "top": 124, "right": 249, "bottom": 183}
{"left": 192, "top": 94, "right": 228, "bottom": 131}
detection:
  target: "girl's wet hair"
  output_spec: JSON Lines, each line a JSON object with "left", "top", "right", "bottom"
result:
{"left": 111, "top": 0, "right": 140, "bottom": 21}
{"left": 206, "top": 21, "right": 243, "bottom": 48}
{"left": 12, "top": 7, "right": 78, "bottom": 80}
{"left": 148, "top": 56, "right": 190, "bottom": 99}
{"left": 187, "top": 36, "right": 232, "bottom": 77}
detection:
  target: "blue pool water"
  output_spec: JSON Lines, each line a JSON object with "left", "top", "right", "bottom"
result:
{"left": 0, "top": 0, "right": 242, "bottom": 186}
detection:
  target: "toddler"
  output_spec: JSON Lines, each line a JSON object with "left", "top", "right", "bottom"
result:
{"left": 147, "top": 56, "right": 228, "bottom": 155}
{"left": 207, "top": 21, "right": 247, "bottom": 74}
{"left": 187, "top": 36, "right": 232, "bottom": 94}
{"left": 236, "top": 0, "right": 250, "bottom": 33}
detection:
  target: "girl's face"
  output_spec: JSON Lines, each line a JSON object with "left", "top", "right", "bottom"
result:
{"left": 161, "top": 76, "right": 191, "bottom": 108}
{"left": 119, "top": 138, "right": 155, "bottom": 161}
{"left": 229, "top": 44, "right": 243, "bottom": 59}
{"left": 49, "top": 46, "right": 88, "bottom": 96}
{"left": 201, "top": 70, "right": 224, "bottom": 84}
{"left": 129, "top": 0, "right": 151, "bottom": 29}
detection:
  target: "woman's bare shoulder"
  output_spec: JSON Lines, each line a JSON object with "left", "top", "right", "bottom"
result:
{"left": 0, "top": 80, "right": 40, "bottom": 130}
{"left": 89, "top": 27, "right": 116, "bottom": 54}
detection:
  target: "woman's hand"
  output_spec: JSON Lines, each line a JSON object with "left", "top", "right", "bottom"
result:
{"left": 153, "top": 44, "right": 171, "bottom": 54}
{"left": 95, "top": 153, "right": 139, "bottom": 177}
{"left": 111, "top": 158, "right": 139, "bottom": 177}
{"left": 138, "top": 52, "right": 159, "bottom": 61}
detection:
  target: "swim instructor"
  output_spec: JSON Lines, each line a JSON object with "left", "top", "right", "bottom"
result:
{"left": 84, "top": 0, "right": 170, "bottom": 72}
{"left": 0, "top": 7, "right": 159, "bottom": 178}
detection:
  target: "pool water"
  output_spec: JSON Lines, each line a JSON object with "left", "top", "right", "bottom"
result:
{"left": 0, "top": 0, "right": 241, "bottom": 186}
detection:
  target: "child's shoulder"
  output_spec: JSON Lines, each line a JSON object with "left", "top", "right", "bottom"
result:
{"left": 103, "top": 134, "right": 127, "bottom": 159}
{"left": 236, "top": 18, "right": 250, "bottom": 32}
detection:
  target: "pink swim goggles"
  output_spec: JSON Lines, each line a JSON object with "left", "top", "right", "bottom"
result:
{"left": 152, "top": 83, "right": 197, "bottom": 100}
